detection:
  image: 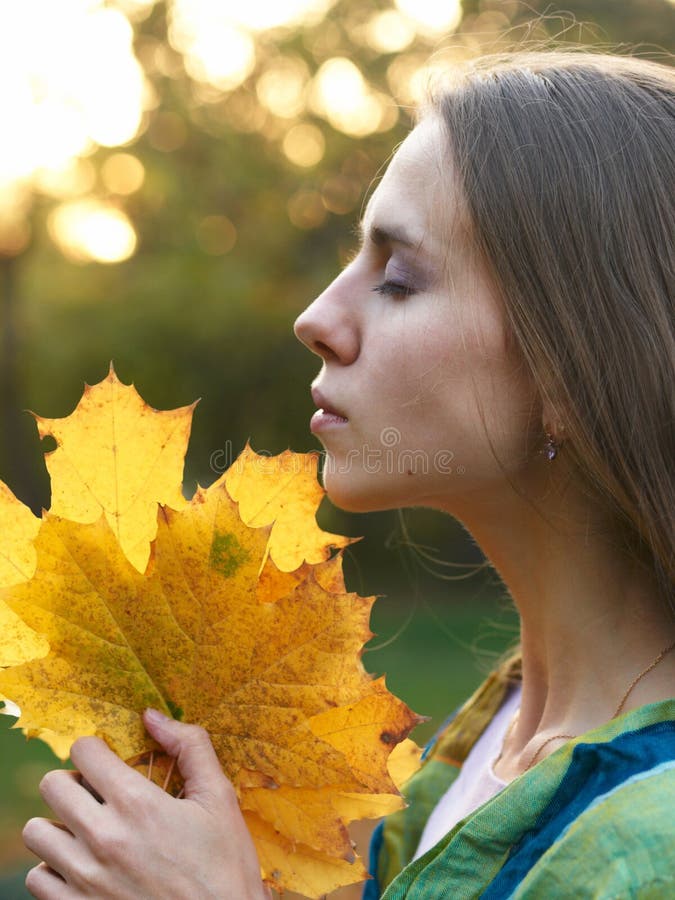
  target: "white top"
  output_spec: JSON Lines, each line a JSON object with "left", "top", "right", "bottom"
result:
{"left": 412, "top": 682, "right": 522, "bottom": 861}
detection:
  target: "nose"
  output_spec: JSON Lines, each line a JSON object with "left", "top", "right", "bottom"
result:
{"left": 293, "top": 269, "right": 359, "bottom": 365}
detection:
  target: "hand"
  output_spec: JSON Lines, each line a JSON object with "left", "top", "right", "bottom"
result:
{"left": 23, "top": 710, "right": 271, "bottom": 899}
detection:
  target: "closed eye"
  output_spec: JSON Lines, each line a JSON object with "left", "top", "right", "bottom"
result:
{"left": 372, "top": 280, "right": 416, "bottom": 298}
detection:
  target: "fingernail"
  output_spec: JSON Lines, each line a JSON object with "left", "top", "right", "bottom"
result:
{"left": 145, "top": 708, "right": 168, "bottom": 725}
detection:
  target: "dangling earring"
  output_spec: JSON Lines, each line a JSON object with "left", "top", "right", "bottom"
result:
{"left": 544, "top": 430, "right": 559, "bottom": 460}
{"left": 542, "top": 425, "right": 563, "bottom": 461}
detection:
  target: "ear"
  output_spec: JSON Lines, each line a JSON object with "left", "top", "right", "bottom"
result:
{"left": 541, "top": 402, "right": 566, "bottom": 441}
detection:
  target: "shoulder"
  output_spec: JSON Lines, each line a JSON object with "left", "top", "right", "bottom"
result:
{"left": 432, "top": 708, "right": 675, "bottom": 900}
{"left": 513, "top": 759, "right": 675, "bottom": 899}
{"left": 374, "top": 703, "right": 674, "bottom": 899}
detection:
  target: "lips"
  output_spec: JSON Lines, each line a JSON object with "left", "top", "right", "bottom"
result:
{"left": 311, "top": 387, "right": 348, "bottom": 420}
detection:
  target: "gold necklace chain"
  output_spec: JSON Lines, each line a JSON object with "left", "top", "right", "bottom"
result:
{"left": 611, "top": 640, "right": 675, "bottom": 718}
{"left": 503, "top": 640, "right": 675, "bottom": 773}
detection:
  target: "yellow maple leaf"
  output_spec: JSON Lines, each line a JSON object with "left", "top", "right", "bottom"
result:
{"left": 34, "top": 364, "right": 195, "bottom": 573}
{"left": 0, "top": 376, "right": 424, "bottom": 896}
{"left": 223, "top": 442, "right": 356, "bottom": 572}
{"left": 0, "top": 481, "right": 47, "bottom": 667}
{"left": 0, "top": 484, "right": 422, "bottom": 896}
{"left": 1, "top": 366, "right": 195, "bottom": 753}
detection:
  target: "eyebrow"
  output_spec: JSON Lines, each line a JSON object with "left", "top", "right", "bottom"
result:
{"left": 357, "top": 220, "right": 421, "bottom": 251}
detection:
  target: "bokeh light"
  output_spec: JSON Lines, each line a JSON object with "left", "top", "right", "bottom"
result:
{"left": 256, "top": 57, "right": 310, "bottom": 118}
{"left": 48, "top": 200, "right": 138, "bottom": 264}
{"left": 303, "top": 19, "right": 342, "bottom": 59}
{"left": 0, "top": 0, "right": 143, "bottom": 182}
{"left": 321, "top": 174, "right": 361, "bottom": 215}
{"left": 364, "top": 10, "right": 416, "bottom": 53}
{"left": 0, "top": 0, "right": 491, "bottom": 279}
{"left": 226, "top": 0, "right": 336, "bottom": 31}
{"left": 282, "top": 123, "right": 326, "bottom": 167}
{"left": 287, "top": 189, "right": 326, "bottom": 229}
{"left": 395, "top": 0, "right": 462, "bottom": 34}
{"left": 114, "top": 0, "right": 157, "bottom": 20}
{"left": 34, "top": 159, "right": 97, "bottom": 200}
{"left": 311, "top": 57, "right": 395, "bottom": 136}
{"left": 387, "top": 53, "right": 433, "bottom": 105}
{"left": 169, "top": 3, "right": 256, "bottom": 91}
{"left": 0, "top": 1, "right": 144, "bottom": 186}
{"left": 101, "top": 153, "right": 146, "bottom": 195}
{"left": 168, "top": 2, "right": 344, "bottom": 94}
{"left": 196, "top": 215, "right": 238, "bottom": 255}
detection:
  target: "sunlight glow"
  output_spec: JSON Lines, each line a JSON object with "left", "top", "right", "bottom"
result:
{"left": 395, "top": 0, "right": 462, "bottom": 34}
{"left": 225, "top": 0, "right": 335, "bottom": 31}
{"left": 48, "top": 200, "right": 137, "bottom": 263}
{"left": 169, "top": 3, "right": 255, "bottom": 91}
{"left": 169, "top": 2, "right": 338, "bottom": 94}
{"left": 365, "top": 10, "right": 416, "bottom": 53}
{"left": 311, "top": 58, "right": 393, "bottom": 137}
{"left": 35, "top": 159, "right": 97, "bottom": 199}
{"left": 0, "top": 1, "right": 145, "bottom": 191}
{"left": 114, "top": 0, "right": 157, "bottom": 20}
{"left": 256, "top": 57, "right": 309, "bottom": 118}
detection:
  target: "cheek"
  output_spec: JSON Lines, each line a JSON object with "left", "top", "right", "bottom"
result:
{"left": 462, "top": 294, "right": 536, "bottom": 441}
{"left": 459, "top": 340, "right": 539, "bottom": 476}
{"left": 403, "top": 298, "right": 535, "bottom": 467}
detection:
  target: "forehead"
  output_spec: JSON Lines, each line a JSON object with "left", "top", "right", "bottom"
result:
{"left": 363, "top": 118, "right": 448, "bottom": 242}
{"left": 362, "top": 117, "right": 469, "bottom": 252}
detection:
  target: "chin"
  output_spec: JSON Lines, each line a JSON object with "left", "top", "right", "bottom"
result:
{"left": 320, "top": 472, "right": 372, "bottom": 512}
{"left": 320, "top": 468, "right": 408, "bottom": 514}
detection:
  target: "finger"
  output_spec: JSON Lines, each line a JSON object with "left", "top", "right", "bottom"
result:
{"left": 23, "top": 818, "right": 77, "bottom": 883}
{"left": 69, "top": 736, "right": 154, "bottom": 801}
{"left": 38, "top": 769, "right": 103, "bottom": 836}
{"left": 143, "top": 709, "right": 230, "bottom": 807}
{"left": 79, "top": 774, "right": 104, "bottom": 804}
{"left": 25, "top": 863, "right": 69, "bottom": 900}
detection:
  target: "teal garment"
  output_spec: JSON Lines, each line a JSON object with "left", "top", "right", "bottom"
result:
{"left": 367, "top": 697, "right": 675, "bottom": 899}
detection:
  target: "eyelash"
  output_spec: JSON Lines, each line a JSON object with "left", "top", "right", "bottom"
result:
{"left": 371, "top": 280, "right": 416, "bottom": 299}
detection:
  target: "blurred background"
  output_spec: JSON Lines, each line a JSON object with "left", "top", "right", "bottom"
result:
{"left": 0, "top": 0, "right": 672, "bottom": 895}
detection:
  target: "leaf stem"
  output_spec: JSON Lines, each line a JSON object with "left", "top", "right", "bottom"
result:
{"left": 162, "top": 756, "right": 176, "bottom": 792}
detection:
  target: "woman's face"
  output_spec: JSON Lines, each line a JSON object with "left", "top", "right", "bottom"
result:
{"left": 293, "top": 117, "right": 540, "bottom": 514}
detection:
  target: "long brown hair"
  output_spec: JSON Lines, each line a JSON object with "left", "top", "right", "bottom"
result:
{"left": 427, "top": 50, "right": 674, "bottom": 611}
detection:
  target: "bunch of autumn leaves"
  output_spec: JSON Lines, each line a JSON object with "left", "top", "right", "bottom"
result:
{"left": 0, "top": 367, "right": 422, "bottom": 898}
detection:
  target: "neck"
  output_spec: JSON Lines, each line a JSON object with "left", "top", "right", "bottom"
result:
{"left": 442, "top": 464, "right": 675, "bottom": 763}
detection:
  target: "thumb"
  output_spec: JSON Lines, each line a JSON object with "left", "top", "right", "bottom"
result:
{"left": 143, "top": 709, "right": 229, "bottom": 807}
